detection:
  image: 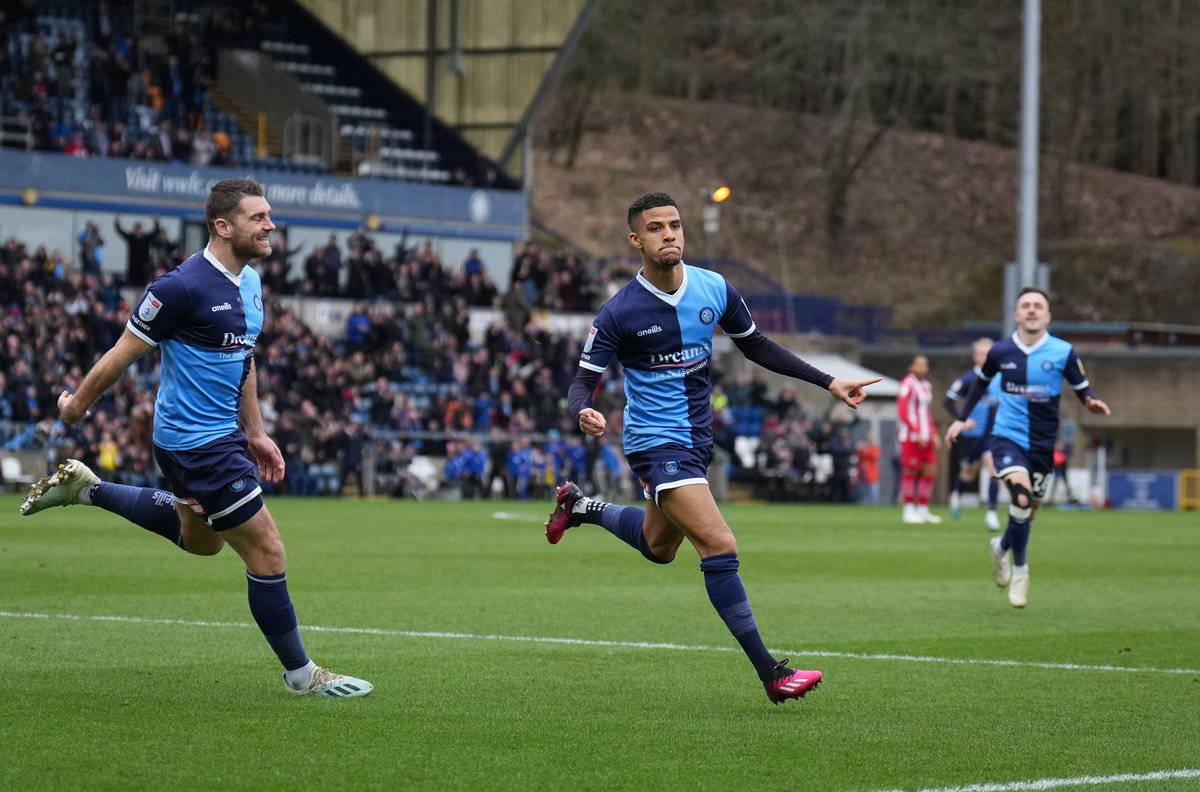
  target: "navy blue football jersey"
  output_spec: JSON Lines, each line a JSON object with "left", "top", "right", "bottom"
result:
{"left": 127, "top": 248, "right": 264, "bottom": 450}
{"left": 578, "top": 263, "right": 754, "bottom": 453}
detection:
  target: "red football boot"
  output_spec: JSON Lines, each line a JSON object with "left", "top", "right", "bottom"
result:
{"left": 763, "top": 659, "right": 823, "bottom": 704}
{"left": 544, "top": 481, "right": 583, "bottom": 544}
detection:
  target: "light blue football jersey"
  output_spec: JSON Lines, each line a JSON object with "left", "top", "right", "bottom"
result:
{"left": 978, "top": 332, "right": 1089, "bottom": 450}
{"left": 578, "top": 263, "right": 754, "bottom": 453}
{"left": 127, "top": 247, "right": 264, "bottom": 450}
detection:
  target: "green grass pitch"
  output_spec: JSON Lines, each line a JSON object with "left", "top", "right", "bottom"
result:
{"left": 2, "top": 496, "right": 1197, "bottom": 791}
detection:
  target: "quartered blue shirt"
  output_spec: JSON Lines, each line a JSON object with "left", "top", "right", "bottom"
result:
{"left": 578, "top": 263, "right": 754, "bottom": 453}
{"left": 977, "top": 332, "right": 1090, "bottom": 451}
{"left": 126, "top": 247, "right": 263, "bottom": 451}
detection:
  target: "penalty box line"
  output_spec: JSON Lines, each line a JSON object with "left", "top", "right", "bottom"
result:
{"left": 2, "top": 610, "right": 1199, "bottom": 677}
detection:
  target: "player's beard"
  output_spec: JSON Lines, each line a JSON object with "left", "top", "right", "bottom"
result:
{"left": 233, "top": 232, "right": 271, "bottom": 261}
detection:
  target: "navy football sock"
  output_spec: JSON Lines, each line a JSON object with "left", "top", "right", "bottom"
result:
{"left": 90, "top": 482, "right": 183, "bottom": 548}
{"left": 987, "top": 478, "right": 1000, "bottom": 510}
{"left": 1006, "top": 517, "right": 1032, "bottom": 566}
{"left": 246, "top": 572, "right": 310, "bottom": 672}
{"left": 599, "top": 504, "right": 669, "bottom": 564}
{"left": 700, "top": 553, "right": 777, "bottom": 681}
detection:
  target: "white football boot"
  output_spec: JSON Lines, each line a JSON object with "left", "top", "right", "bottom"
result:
{"left": 20, "top": 459, "right": 100, "bottom": 516}
{"left": 990, "top": 536, "right": 1012, "bottom": 588}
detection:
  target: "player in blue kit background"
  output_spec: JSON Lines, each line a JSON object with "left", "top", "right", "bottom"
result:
{"left": 20, "top": 178, "right": 372, "bottom": 698}
{"left": 544, "top": 192, "right": 879, "bottom": 704}
{"left": 944, "top": 337, "right": 1002, "bottom": 530}
{"left": 945, "top": 287, "right": 1110, "bottom": 608}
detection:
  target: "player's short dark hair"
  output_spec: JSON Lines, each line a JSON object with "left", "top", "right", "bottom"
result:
{"left": 627, "top": 192, "right": 678, "bottom": 229}
{"left": 1017, "top": 286, "right": 1050, "bottom": 305}
{"left": 206, "top": 177, "right": 266, "bottom": 235}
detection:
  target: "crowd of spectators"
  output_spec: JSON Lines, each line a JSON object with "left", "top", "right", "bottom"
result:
{"left": 0, "top": 1, "right": 283, "bottom": 168}
{"left": 1, "top": 225, "right": 879, "bottom": 504}
{"left": 0, "top": 1, "right": 495, "bottom": 185}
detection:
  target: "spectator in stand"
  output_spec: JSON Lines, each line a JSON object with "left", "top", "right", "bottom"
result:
{"left": 113, "top": 216, "right": 160, "bottom": 286}
{"left": 321, "top": 235, "right": 342, "bottom": 295}
{"left": 261, "top": 235, "right": 302, "bottom": 295}
{"left": 462, "top": 247, "right": 485, "bottom": 277}
{"left": 149, "top": 225, "right": 180, "bottom": 272}
{"left": 829, "top": 427, "right": 855, "bottom": 503}
{"left": 506, "top": 435, "right": 534, "bottom": 499}
{"left": 345, "top": 303, "right": 371, "bottom": 350}
{"left": 855, "top": 437, "right": 881, "bottom": 505}
{"left": 339, "top": 421, "right": 365, "bottom": 497}
{"left": 77, "top": 221, "right": 104, "bottom": 276}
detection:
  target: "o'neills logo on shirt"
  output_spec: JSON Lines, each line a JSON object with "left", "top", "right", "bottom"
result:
{"left": 637, "top": 324, "right": 663, "bottom": 336}
{"left": 211, "top": 302, "right": 233, "bottom": 312}
{"left": 138, "top": 291, "right": 162, "bottom": 322}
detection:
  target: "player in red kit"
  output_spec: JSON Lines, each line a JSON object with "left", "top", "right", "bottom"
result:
{"left": 897, "top": 355, "right": 942, "bottom": 523}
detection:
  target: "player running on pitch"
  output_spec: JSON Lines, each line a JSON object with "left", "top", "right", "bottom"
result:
{"left": 544, "top": 192, "right": 879, "bottom": 703}
{"left": 945, "top": 287, "right": 1110, "bottom": 607}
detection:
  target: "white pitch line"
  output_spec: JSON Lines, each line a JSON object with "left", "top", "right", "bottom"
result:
{"left": 2, "top": 610, "right": 1198, "bottom": 676}
{"left": 866, "top": 767, "right": 1200, "bottom": 792}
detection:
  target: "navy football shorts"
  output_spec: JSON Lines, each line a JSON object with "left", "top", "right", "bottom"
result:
{"left": 155, "top": 432, "right": 265, "bottom": 530}
{"left": 988, "top": 436, "right": 1054, "bottom": 500}
{"left": 626, "top": 443, "right": 713, "bottom": 506}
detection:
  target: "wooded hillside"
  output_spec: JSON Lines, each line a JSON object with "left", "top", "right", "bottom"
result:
{"left": 530, "top": 0, "right": 1200, "bottom": 328}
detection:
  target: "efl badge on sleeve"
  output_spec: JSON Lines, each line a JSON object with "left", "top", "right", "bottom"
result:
{"left": 138, "top": 291, "right": 163, "bottom": 322}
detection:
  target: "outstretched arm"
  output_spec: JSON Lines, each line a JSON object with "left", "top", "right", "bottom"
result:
{"left": 732, "top": 330, "right": 878, "bottom": 409}
{"left": 58, "top": 329, "right": 152, "bottom": 423}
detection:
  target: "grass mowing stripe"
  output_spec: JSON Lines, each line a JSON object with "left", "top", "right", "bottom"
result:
{"left": 6, "top": 609, "right": 1199, "bottom": 677}
{"left": 867, "top": 767, "right": 1200, "bottom": 792}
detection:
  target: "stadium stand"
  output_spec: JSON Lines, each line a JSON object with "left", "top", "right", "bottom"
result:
{"left": 0, "top": 226, "right": 857, "bottom": 503}
{"left": 0, "top": 0, "right": 506, "bottom": 185}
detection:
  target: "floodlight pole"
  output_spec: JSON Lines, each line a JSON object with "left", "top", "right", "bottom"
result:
{"left": 1010, "top": 0, "right": 1041, "bottom": 333}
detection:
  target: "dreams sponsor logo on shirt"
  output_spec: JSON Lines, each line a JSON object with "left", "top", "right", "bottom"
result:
{"left": 648, "top": 346, "right": 707, "bottom": 369}
{"left": 1003, "top": 380, "right": 1053, "bottom": 401}
{"left": 648, "top": 346, "right": 709, "bottom": 379}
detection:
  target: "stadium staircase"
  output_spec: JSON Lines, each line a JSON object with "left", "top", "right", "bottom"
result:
{"left": 21, "top": 0, "right": 511, "bottom": 186}
{"left": 248, "top": 0, "right": 516, "bottom": 187}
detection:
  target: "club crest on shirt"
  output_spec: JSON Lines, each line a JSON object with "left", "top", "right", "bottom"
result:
{"left": 1042, "top": 360, "right": 1054, "bottom": 371}
{"left": 138, "top": 291, "right": 162, "bottom": 322}
{"left": 698, "top": 306, "right": 716, "bottom": 325}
